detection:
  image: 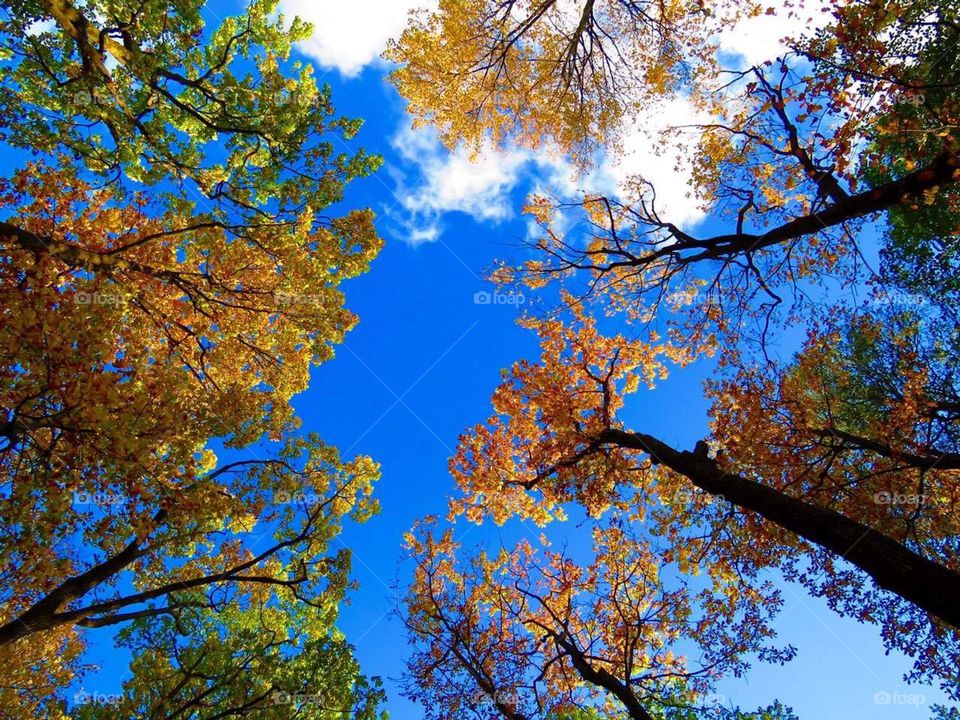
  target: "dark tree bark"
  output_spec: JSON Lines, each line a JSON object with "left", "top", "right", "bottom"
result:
{"left": 594, "top": 428, "right": 960, "bottom": 630}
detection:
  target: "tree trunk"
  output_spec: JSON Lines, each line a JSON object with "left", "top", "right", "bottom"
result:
{"left": 597, "top": 428, "right": 960, "bottom": 630}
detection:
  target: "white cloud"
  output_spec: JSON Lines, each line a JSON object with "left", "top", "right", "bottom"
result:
{"left": 391, "top": 124, "right": 530, "bottom": 222}
{"left": 368, "top": 0, "right": 839, "bottom": 245}
{"left": 718, "top": 0, "right": 834, "bottom": 68}
{"left": 278, "top": 0, "right": 435, "bottom": 77}
{"left": 590, "top": 96, "right": 711, "bottom": 228}
{"left": 385, "top": 122, "right": 547, "bottom": 245}
{"left": 25, "top": 18, "right": 56, "bottom": 36}
{"left": 386, "top": 97, "right": 709, "bottom": 246}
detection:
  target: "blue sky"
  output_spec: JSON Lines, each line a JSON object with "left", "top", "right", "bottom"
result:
{"left": 71, "top": 0, "right": 953, "bottom": 717}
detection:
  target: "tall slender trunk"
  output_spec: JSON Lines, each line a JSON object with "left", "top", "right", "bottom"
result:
{"left": 597, "top": 428, "right": 960, "bottom": 630}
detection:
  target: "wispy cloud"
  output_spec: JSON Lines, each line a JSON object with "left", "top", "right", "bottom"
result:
{"left": 386, "top": 95, "right": 710, "bottom": 246}
{"left": 718, "top": 0, "right": 834, "bottom": 67}
{"left": 278, "top": 0, "right": 435, "bottom": 77}
{"left": 384, "top": 122, "right": 547, "bottom": 245}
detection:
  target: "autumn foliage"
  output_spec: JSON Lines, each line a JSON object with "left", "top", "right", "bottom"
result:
{"left": 0, "top": 0, "right": 385, "bottom": 716}
{"left": 403, "top": 517, "right": 793, "bottom": 720}
{"left": 390, "top": 0, "right": 960, "bottom": 715}
{"left": 1, "top": 0, "right": 959, "bottom": 716}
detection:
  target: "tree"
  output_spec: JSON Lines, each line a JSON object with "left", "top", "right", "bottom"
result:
{"left": 0, "top": 433, "right": 381, "bottom": 717}
{"left": 447, "top": 309, "right": 960, "bottom": 696}
{"left": 0, "top": 0, "right": 381, "bottom": 459}
{"left": 0, "top": 0, "right": 382, "bottom": 486}
{"left": 401, "top": 518, "right": 794, "bottom": 720}
{"left": 0, "top": 160, "right": 376, "bottom": 506}
{"left": 1, "top": 0, "right": 382, "bottom": 447}
{"left": 385, "top": 0, "right": 777, "bottom": 164}
{"left": 71, "top": 590, "right": 386, "bottom": 719}
{"left": 0, "top": 0, "right": 379, "bottom": 230}
{"left": 389, "top": 0, "right": 960, "bottom": 701}
{"left": 390, "top": 0, "right": 959, "bottom": 347}
{"left": 0, "top": 0, "right": 384, "bottom": 712}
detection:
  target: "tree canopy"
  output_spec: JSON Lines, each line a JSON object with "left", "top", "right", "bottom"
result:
{"left": 1, "top": 0, "right": 959, "bottom": 716}
{"left": 0, "top": 0, "right": 385, "bottom": 715}
{"left": 389, "top": 0, "right": 960, "bottom": 715}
